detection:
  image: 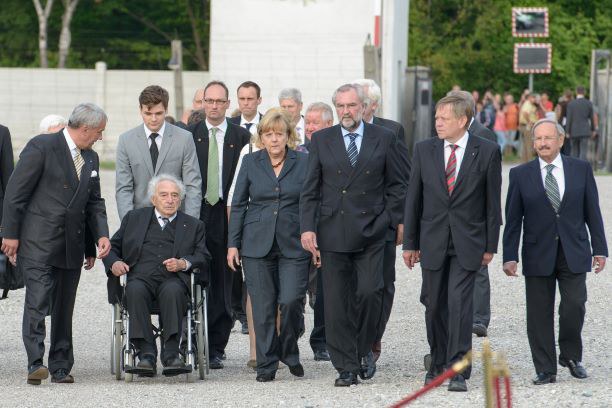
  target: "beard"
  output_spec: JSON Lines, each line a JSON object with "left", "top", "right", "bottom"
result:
{"left": 340, "top": 114, "right": 361, "bottom": 131}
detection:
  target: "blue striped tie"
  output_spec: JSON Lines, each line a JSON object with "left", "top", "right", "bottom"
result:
{"left": 346, "top": 133, "right": 358, "bottom": 167}
{"left": 544, "top": 164, "right": 561, "bottom": 212}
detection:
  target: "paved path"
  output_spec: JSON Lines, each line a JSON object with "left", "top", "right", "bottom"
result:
{"left": 0, "top": 164, "right": 610, "bottom": 407}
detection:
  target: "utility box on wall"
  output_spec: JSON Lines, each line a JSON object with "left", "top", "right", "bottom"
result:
{"left": 402, "top": 66, "right": 432, "bottom": 156}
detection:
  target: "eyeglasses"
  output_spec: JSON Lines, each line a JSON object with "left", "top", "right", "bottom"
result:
{"left": 204, "top": 99, "right": 228, "bottom": 106}
{"left": 532, "top": 136, "right": 559, "bottom": 142}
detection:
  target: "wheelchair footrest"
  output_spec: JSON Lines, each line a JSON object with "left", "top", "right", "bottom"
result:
{"left": 124, "top": 365, "right": 156, "bottom": 375}
{"left": 162, "top": 364, "right": 192, "bottom": 377}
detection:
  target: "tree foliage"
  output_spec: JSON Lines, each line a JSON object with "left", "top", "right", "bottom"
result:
{"left": 409, "top": 0, "right": 612, "bottom": 100}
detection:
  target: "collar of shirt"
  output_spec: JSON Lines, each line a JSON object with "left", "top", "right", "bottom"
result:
{"left": 63, "top": 128, "right": 79, "bottom": 158}
{"left": 576, "top": 95, "right": 584, "bottom": 99}
{"left": 240, "top": 113, "right": 260, "bottom": 127}
{"left": 538, "top": 154, "right": 563, "bottom": 172}
{"left": 295, "top": 116, "right": 305, "bottom": 133}
{"left": 144, "top": 122, "right": 166, "bottom": 139}
{"left": 206, "top": 118, "right": 227, "bottom": 135}
{"left": 366, "top": 116, "right": 374, "bottom": 124}
{"left": 444, "top": 130, "right": 469, "bottom": 150}
{"left": 154, "top": 208, "right": 177, "bottom": 227}
{"left": 341, "top": 120, "right": 365, "bottom": 138}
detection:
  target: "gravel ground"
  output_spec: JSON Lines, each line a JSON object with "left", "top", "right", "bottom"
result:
{"left": 0, "top": 164, "right": 610, "bottom": 407}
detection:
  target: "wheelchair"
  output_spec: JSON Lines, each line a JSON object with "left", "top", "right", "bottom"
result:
{"left": 109, "top": 270, "right": 209, "bottom": 382}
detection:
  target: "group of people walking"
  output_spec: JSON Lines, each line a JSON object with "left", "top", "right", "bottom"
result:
{"left": 0, "top": 78, "right": 607, "bottom": 393}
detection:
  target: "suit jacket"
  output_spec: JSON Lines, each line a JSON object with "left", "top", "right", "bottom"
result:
{"left": 103, "top": 207, "right": 210, "bottom": 288}
{"left": 566, "top": 98, "right": 595, "bottom": 138}
{"left": 228, "top": 149, "right": 309, "bottom": 258}
{"left": 300, "top": 122, "right": 407, "bottom": 252}
{"left": 0, "top": 125, "right": 14, "bottom": 226}
{"left": 0, "top": 132, "right": 109, "bottom": 269}
{"left": 469, "top": 118, "right": 497, "bottom": 144}
{"left": 503, "top": 156, "right": 607, "bottom": 276}
{"left": 115, "top": 123, "right": 202, "bottom": 220}
{"left": 403, "top": 133, "right": 502, "bottom": 271}
{"left": 190, "top": 120, "right": 251, "bottom": 202}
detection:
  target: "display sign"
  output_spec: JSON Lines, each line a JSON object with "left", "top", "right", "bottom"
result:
{"left": 512, "top": 7, "right": 549, "bottom": 38}
{"left": 513, "top": 43, "right": 552, "bottom": 74}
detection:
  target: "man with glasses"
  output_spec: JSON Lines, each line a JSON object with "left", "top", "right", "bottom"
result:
{"left": 190, "top": 80, "right": 251, "bottom": 369}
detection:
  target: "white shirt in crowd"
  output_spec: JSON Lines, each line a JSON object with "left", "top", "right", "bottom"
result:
{"left": 295, "top": 116, "right": 305, "bottom": 145}
{"left": 226, "top": 143, "right": 261, "bottom": 206}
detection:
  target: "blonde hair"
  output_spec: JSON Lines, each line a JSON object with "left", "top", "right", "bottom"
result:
{"left": 255, "top": 108, "right": 300, "bottom": 149}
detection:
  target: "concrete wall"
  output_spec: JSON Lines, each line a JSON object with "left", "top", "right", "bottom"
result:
{"left": 0, "top": 66, "right": 210, "bottom": 160}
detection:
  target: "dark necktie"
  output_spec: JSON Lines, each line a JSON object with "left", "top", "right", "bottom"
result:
{"left": 149, "top": 133, "right": 159, "bottom": 170}
{"left": 245, "top": 123, "right": 253, "bottom": 132}
{"left": 445, "top": 144, "right": 459, "bottom": 195}
{"left": 544, "top": 164, "right": 561, "bottom": 212}
{"left": 346, "top": 133, "right": 359, "bottom": 167}
{"left": 160, "top": 217, "right": 169, "bottom": 230}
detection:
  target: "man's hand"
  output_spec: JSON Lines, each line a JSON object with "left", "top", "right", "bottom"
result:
{"left": 301, "top": 231, "right": 318, "bottom": 258}
{"left": 402, "top": 250, "right": 420, "bottom": 270}
{"left": 84, "top": 257, "right": 95, "bottom": 270}
{"left": 97, "top": 237, "right": 111, "bottom": 259}
{"left": 1, "top": 238, "right": 19, "bottom": 258}
{"left": 8, "top": 254, "right": 17, "bottom": 266}
{"left": 395, "top": 224, "right": 404, "bottom": 246}
{"left": 593, "top": 256, "right": 606, "bottom": 273}
{"left": 163, "top": 258, "right": 186, "bottom": 273}
{"left": 111, "top": 261, "right": 130, "bottom": 277}
{"left": 482, "top": 252, "right": 494, "bottom": 266}
{"left": 227, "top": 247, "right": 241, "bottom": 272}
{"left": 503, "top": 261, "right": 518, "bottom": 277}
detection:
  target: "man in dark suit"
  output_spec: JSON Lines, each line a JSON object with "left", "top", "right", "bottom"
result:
{"left": 1, "top": 103, "right": 111, "bottom": 385}
{"left": 301, "top": 83, "right": 407, "bottom": 386}
{"left": 104, "top": 175, "right": 210, "bottom": 377}
{"left": 403, "top": 93, "right": 502, "bottom": 392}
{"left": 0, "top": 124, "right": 15, "bottom": 298}
{"left": 565, "top": 86, "right": 596, "bottom": 160}
{"left": 503, "top": 119, "right": 607, "bottom": 385}
{"left": 190, "top": 80, "right": 251, "bottom": 368}
{"left": 354, "top": 79, "right": 412, "bottom": 363}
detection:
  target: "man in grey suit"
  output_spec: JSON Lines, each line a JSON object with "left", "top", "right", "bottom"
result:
{"left": 565, "top": 86, "right": 596, "bottom": 160}
{"left": 115, "top": 85, "right": 202, "bottom": 220}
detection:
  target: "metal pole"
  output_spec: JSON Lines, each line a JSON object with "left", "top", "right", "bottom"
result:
{"left": 169, "top": 40, "right": 184, "bottom": 120}
{"left": 528, "top": 38, "right": 534, "bottom": 92}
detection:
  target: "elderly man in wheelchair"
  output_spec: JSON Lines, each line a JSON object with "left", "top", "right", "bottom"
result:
{"left": 104, "top": 174, "right": 209, "bottom": 378}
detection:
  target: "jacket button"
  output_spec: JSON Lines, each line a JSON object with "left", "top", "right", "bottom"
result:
{"left": 273, "top": 211, "right": 277, "bottom": 215}
{"left": 362, "top": 191, "right": 366, "bottom": 195}
{"left": 198, "top": 138, "right": 202, "bottom": 142}
{"left": 337, "top": 170, "right": 342, "bottom": 174}
{"left": 340, "top": 210, "right": 344, "bottom": 214}
{"left": 77, "top": 229, "right": 81, "bottom": 234}
{"left": 555, "top": 236, "right": 559, "bottom": 240}
{"left": 366, "top": 170, "right": 370, "bottom": 174}
{"left": 275, "top": 187, "right": 279, "bottom": 191}
{"left": 556, "top": 214, "right": 560, "bottom": 218}
{"left": 361, "top": 211, "right": 366, "bottom": 215}
{"left": 342, "top": 190, "right": 346, "bottom": 194}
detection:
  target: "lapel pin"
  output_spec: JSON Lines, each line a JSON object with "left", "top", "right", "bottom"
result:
{"left": 230, "top": 144, "right": 234, "bottom": 148}
{"left": 198, "top": 138, "right": 202, "bottom": 142}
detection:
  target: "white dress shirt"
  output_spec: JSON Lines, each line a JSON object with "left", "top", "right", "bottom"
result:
{"left": 444, "top": 131, "right": 469, "bottom": 176}
{"left": 227, "top": 143, "right": 261, "bottom": 206}
{"left": 63, "top": 128, "right": 80, "bottom": 159}
{"left": 144, "top": 122, "right": 165, "bottom": 151}
{"left": 206, "top": 119, "right": 227, "bottom": 199}
{"left": 240, "top": 114, "right": 260, "bottom": 136}
{"left": 295, "top": 116, "right": 305, "bottom": 144}
{"left": 341, "top": 120, "right": 365, "bottom": 153}
{"left": 538, "top": 154, "right": 565, "bottom": 200}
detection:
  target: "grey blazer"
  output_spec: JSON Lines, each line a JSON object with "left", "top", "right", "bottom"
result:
{"left": 115, "top": 123, "right": 202, "bottom": 220}
{"left": 228, "top": 149, "right": 309, "bottom": 259}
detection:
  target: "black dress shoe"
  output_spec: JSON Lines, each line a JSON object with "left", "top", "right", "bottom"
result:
{"left": 424, "top": 365, "right": 443, "bottom": 386}
{"left": 559, "top": 358, "right": 587, "bottom": 379}
{"left": 532, "top": 372, "right": 556, "bottom": 385}
{"left": 359, "top": 351, "right": 376, "bottom": 380}
{"left": 51, "top": 368, "right": 74, "bottom": 383}
{"left": 313, "top": 349, "right": 331, "bottom": 361}
{"left": 289, "top": 363, "right": 304, "bottom": 377}
{"left": 210, "top": 355, "right": 224, "bottom": 369}
{"left": 472, "top": 323, "right": 488, "bottom": 337}
{"left": 448, "top": 374, "right": 468, "bottom": 392}
{"left": 256, "top": 371, "right": 276, "bottom": 382}
{"left": 241, "top": 321, "right": 249, "bottom": 335}
{"left": 127, "top": 354, "right": 156, "bottom": 376}
{"left": 334, "top": 371, "right": 359, "bottom": 387}
{"left": 27, "top": 364, "right": 49, "bottom": 385}
{"left": 162, "top": 356, "right": 191, "bottom": 377}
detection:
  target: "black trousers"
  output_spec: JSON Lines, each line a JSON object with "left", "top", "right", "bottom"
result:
{"left": 201, "top": 200, "right": 234, "bottom": 359}
{"left": 125, "top": 275, "right": 188, "bottom": 360}
{"left": 422, "top": 255, "right": 476, "bottom": 372}
{"left": 21, "top": 256, "right": 81, "bottom": 373}
{"left": 472, "top": 265, "right": 491, "bottom": 328}
{"left": 321, "top": 243, "right": 384, "bottom": 374}
{"left": 525, "top": 245, "right": 587, "bottom": 375}
{"left": 374, "top": 239, "right": 397, "bottom": 343}
{"left": 309, "top": 262, "right": 326, "bottom": 352}
{"left": 242, "top": 241, "right": 310, "bottom": 375}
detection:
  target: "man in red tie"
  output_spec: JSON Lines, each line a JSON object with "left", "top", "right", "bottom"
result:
{"left": 403, "top": 93, "right": 502, "bottom": 392}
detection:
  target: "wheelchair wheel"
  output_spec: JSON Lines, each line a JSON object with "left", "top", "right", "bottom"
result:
{"left": 112, "top": 304, "right": 123, "bottom": 380}
{"left": 195, "top": 284, "right": 207, "bottom": 380}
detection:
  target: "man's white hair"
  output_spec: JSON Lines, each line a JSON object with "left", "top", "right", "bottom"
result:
{"left": 39, "top": 114, "right": 67, "bottom": 133}
{"left": 353, "top": 78, "right": 382, "bottom": 106}
{"left": 147, "top": 174, "right": 186, "bottom": 200}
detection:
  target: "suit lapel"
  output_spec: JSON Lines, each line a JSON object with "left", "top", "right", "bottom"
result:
{"left": 67, "top": 150, "right": 94, "bottom": 208}
{"left": 452, "top": 133, "right": 480, "bottom": 195}
{"left": 277, "top": 149, "right": 296, "bottom": 182}
{"left": 136, "top": 128, "right": 154, "bottom": 177}
{"left": 222, "top": 123, "right": 239, "bottom": 193}
{"left": 172, "top": 212, "right": 187, "bottom": 257}
{"left": 256, "top": 150, "right": 279, "bottom": 183}
{"left": 527, "top": 158, "right": 557, "bottom": 213}
{"left": 325, "top": 127, "right": 352, "bottom": 177}
{"left": 155, "top": 126, "right": 175, "bottom": 174}
{"left": 135, "top": 208, "right": 154, "bottom": 260}
{"left": 347, "top": 124, "right": 380, "bottom": 186}
{"left": 53, "top": 133, "right": 79, "bottom": 191}
{"left": 558, "top": 155, "right": 572, "bottom": 213}
{"left": 432, "top": 138, "right": 447, "bottom": 193}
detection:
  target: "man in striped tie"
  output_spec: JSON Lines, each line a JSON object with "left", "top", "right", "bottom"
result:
{"left": 403, "top": 93, "right": 502, "bottom": 392}
{"left": 503, "top": 119, "right": 607, "bottom": 385}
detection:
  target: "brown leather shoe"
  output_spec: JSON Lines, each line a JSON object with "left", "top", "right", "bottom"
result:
{"left": 27, "top": 365, "right": 49, "bottom": 385}
{"left": 51, "top": 369, "right": 74, "bottom": 383}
